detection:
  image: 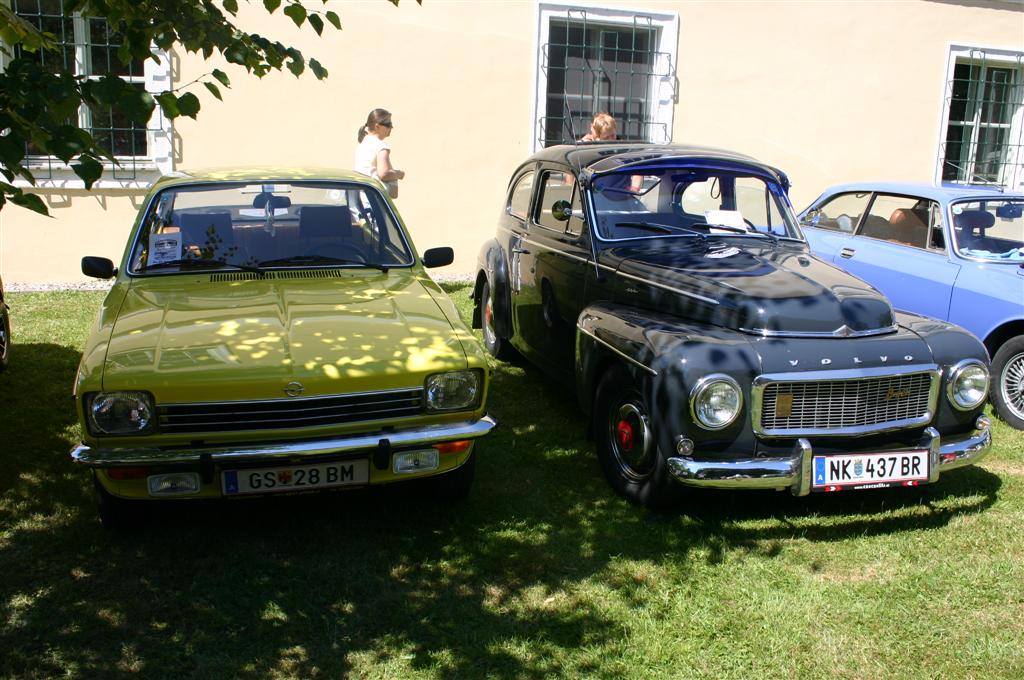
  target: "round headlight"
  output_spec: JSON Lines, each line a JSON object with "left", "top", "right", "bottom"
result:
{"left": 425, "top": 370, "right": 482, "bottom": 411}
{"left": 947, "top": 360, "right": 989, "bottom": 411}
{"left": 690, "top": 375, "right": 743, "bottom": 430}
{"left": 88, "top": 391, "right": 155, "bottom": 434}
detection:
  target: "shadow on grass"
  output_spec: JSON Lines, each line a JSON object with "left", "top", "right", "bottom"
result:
{"left": 0, "top": 339, "right": 1004, "bottom": 679}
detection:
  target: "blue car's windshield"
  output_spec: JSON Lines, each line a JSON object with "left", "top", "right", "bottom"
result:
{"left": 589, "top": 167, "right": 801, "bottom": 241}
{"left": 950, "top": 198, "right": 1024, "bottom": 262}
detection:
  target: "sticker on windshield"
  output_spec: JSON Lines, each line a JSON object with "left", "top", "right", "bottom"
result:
{"left": 148, "top": 232, "right": 182, "bottom": 265}
{"left": 705, "top": 209, "right": 747, "bottom": 229}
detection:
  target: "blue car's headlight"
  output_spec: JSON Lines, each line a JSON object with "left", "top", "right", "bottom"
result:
{"left": 947, "top": 360, "right": 988, "bottom": 411}
{"left": 86, "top": 391, "right": 156, "bottom": 435}
{"left": 424, "top": 370, "right": 482, "bottom": 412}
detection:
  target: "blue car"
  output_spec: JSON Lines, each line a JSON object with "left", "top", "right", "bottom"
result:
{"left": 800, "top": 182, "right": 1024, "bottom": 429}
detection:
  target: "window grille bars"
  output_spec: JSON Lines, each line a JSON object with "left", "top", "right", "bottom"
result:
{"left": 11, "top": 0, "right": 156, "bottom": 179}
{"left": 539, "top": 9, "right": 671, "bottom": 148}
{"left": 939, "top": 49, "right": 1024, "bottom": 188}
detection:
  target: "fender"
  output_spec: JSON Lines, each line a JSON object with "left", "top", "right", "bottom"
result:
{"left": 574, "top": 302, "right": 761, "bottom": 415}
{"left": 473, "top": 238, "right": 512, "bottom": 339}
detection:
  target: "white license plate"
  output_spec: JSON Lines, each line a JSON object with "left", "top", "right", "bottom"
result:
{"left": 222, "top": 459, "right": 369, "bottom": 496}
{"left": 812, "top": 450, "right": 929, "bottom": 491}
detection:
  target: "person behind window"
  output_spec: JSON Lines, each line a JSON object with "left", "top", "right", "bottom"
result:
{"left": 354, "top": 108, "right": 405, "bottom": 199}
{"left": 580, "top": 112, "right": 617, "bottom": 141}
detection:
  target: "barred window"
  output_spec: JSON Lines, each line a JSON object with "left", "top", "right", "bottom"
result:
{"left": 534, "top": 4, "right": 678, "bottom": 151}
{"left": 939, "top": 49, "right": 1024, "bottom": 188}
{"left": 12, "top": 0, "right": 157, "bottom": 163}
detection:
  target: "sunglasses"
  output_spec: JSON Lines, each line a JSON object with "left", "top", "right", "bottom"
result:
{"left": 379, "top": 121, "right": 393, "bottom": 128}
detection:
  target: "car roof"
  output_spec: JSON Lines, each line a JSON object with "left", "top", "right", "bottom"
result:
{"left": 523, "top": 143, "right": 790, "bottom": 187}
{"left": 151, "top": 167, "right": 373, "bottom": 190}
{"left": 817, "top": 181, "right": 1023, "bottom": 203}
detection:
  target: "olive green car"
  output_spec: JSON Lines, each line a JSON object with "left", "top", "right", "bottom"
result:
{"left": 72, "top": 168, "right": 494, "bottom": 527}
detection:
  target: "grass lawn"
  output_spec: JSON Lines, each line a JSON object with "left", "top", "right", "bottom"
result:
{"left": 1, "top": 285, "right": 1022, "bottom": 679}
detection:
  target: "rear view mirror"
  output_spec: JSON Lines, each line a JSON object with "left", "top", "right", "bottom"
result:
{"left": 82, "top": 256, "right": 116, "bottom": 279}
{"left": 996, "top": 203, "right": 1023, "bottom": 219}
{"left": 801, "top": 209, "right": 821, "bottom": 227}
{"left": 422, "top": 247, "right": 454, "bottom": 268}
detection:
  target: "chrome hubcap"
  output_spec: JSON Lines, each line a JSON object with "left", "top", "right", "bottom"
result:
{"left": 1002, "top": 350, "right": 1024, "bottom": 420}
{"left": 609, "top": 400, "right": 654, "bottom": 481}
{"left": 483, "top": 298, "right": 496, "bottom": 348}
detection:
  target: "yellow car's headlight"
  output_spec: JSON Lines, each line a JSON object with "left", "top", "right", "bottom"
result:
{"left": 424, "top": 370, "right": 482, "bottom": 412}
{"left": 86, "top": 391, "right": 155, "bottom": 435}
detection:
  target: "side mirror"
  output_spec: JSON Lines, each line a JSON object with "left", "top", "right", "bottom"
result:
{"left": 82, "top": 256, "right": 116, "bottom": 280}
{"left": 800, "top": 209, "right": 821, "bottom": 227}
{"left": 422, "top": 247, "right": 454, "bottom": 269}
{"left": 551, "top": 200, "right": 573, "bottom": 222}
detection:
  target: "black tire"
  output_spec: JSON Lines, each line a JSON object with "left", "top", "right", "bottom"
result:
{"left": 991, "top": 336, "right": 1024, "bottom": 430}
{"left": 480, "top": 280, "right": 512, "bottom": 360}
{"left": 593, "top": 364, "right": 682, "bottom": 508}
{"left": 93, "top": 475, "right": 147, "bottom": 530}
{"left": 0, "top": 304, "right": 10, "bottom": 372}
{"left": 434, "top": 451, "right": 476, "bottom": 501}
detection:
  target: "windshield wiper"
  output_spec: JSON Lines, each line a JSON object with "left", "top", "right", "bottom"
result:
{"left": 257, "top": 255, "right": 388, "bottom": 272}
{"left": 615, "top": 221, "right": 687, "bottom": 235}
{"left": 139, "top": 258, "right": 264, "bottom": 273}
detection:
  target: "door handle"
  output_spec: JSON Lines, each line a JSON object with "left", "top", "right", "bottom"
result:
{"left": 511, "top": 247, "right": 530, "bottom": 255}
{"left": 839, "top": 247, "right": 856, "bottom": 259}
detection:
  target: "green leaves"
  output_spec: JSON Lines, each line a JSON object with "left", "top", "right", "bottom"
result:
{"left": 1, "top": 0, "right": 403, "bottom": 216}
{"left": 283, "top": 3, "right": 307, "bottom": 27}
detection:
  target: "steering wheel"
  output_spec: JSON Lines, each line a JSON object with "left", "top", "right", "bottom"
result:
{"left": 307, "top": 243, "right": 367, "bottom": 262}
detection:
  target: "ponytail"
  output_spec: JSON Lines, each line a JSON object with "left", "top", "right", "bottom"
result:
{"left": 357, "top": 126, "right": 367, "bottom": 142}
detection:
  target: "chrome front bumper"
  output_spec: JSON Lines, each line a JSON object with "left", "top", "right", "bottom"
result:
{"left": 71, "top": 415, "right": 497, "bottom": 467}
{"left": 665, "top": 417, "right": 992, "bottom": 496}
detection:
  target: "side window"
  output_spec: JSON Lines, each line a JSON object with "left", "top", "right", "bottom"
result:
{"left": 927, "top": 203, "right": 946, "bottom": 251}
{"left": 677, "top": 178, "right": 721, "bottom": 218}
{"left": 811, "top": 192, "right": 871, "bottom": 232}
{"left": 534, "top": 170, "right": 583, "bottom": 236}
{"left": 508, "top": 172, "right": 535, "bottom": 221}
{"left": 860, "top": 194, "right": 931, "bottom": 249}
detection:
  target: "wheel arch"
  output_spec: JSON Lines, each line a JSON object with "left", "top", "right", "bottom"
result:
{"left": 983, "top": 319, "right": 1024, "bottom": 360}
{"left": 472, "top": 239, "right": 512, "bottom": 338}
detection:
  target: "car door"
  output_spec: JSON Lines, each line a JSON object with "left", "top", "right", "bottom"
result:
{"left": 837, "top": 193, "right": 961, "bottom": 321}
{"left": 530, "top": 166, "right": 592, "bottom": 370}
{"left": 504, "top": 168, "right": 540, "bottom": 352}
{"left": 800, "top": 190, "right": 871, "bottom": 261}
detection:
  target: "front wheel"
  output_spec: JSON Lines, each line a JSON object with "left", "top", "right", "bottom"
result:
{"left": 593, "top": 365, "right": 682, "bottom": 508}
{"left": 480, "top": 280, "right": 512, "bottom": 360}
{"left": 0, "top": 304, "right": 9, "bottom": 372}
{"left": 93, "top": 474, "right": 147, "bottom": 530}
{"left": 991, "top": 336, "right": 1024, "bottom": 430}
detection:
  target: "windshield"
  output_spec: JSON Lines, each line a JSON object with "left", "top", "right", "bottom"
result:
{"left": 950, "top": 198, "right": 1024, "bottom": 262}
{"left": 128, "top": 181, "right": 415, "bottom": 274}
{"left": 589, "top": 166, "right": 800, "bottom": 241}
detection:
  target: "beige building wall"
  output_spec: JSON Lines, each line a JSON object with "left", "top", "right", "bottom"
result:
{"left": 2, "top": 0, "right": 1021, "bottom": 285}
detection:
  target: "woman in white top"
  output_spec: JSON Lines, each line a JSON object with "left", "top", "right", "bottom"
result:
{"left": 354, "top": 108, "right": 405, "bottom": 198}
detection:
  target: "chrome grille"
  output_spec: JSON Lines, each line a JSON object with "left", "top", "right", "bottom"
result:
{"left": 158, "top": 388, "right": 423, "bottom": 434}
{"left": 755, "top": 368, "right": 938, "bottom": 436}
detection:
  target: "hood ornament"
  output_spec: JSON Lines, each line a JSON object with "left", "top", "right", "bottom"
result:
{"left": 283, "top": 381, "right": 304, "bottom": 397}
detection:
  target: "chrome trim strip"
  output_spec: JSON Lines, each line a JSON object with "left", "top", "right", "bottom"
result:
{"left": 665, "top": 419, "right": 991, "bottom": 494}
{"left": 575, "top": 325, "right": 658, "bottom": 376}
{"left": 738, "top": 324, "right": 899, "bottom": 338}
{"left": 519, "top": 237, "right": 591, "bottom": 265}
{"left": 596, "top": 262, "right": 720, "bottom": 306}
{"left": 750, "top": 365, "right": 941, "bottom": 437}
{"left": 70, "top": 415, "right": 497, "bottom": 466}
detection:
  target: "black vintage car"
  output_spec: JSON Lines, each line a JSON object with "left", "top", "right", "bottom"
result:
{"left": 474, "top": 143, "right": 993, "bottom": 506}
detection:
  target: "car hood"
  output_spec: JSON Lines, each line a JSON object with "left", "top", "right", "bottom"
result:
{"left": 99, "top": 271, "right": 469, "bottom": 402}
{"left": 610, "top": 241, "right": 895, "bottom": 335}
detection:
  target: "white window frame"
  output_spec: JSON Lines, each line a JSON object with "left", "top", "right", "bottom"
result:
{"left": 935, "top": 44, "right": 1024, "bottom": 190}
{"left": 1, "top": 3, "right": 173, "bottom": 189}
{"left": 531, "top": 1, "right": 679, "bottom": 153}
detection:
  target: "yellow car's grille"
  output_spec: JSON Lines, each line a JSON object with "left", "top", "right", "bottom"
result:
{"left": 157, "top": 388, "right": 424, "bottom": 434}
